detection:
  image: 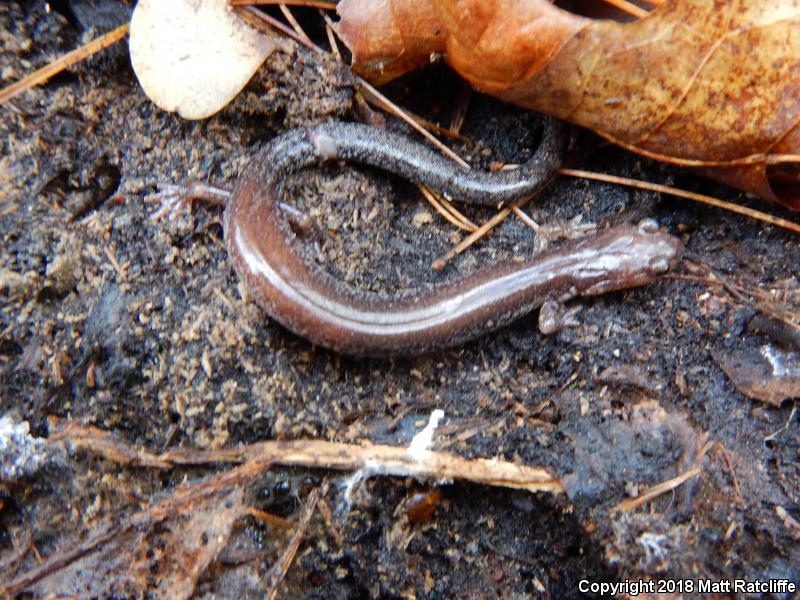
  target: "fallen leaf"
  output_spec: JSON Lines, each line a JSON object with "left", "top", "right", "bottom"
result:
{"left": 714, "top": 344, "right": 800, "bottom": 406}
{"left": 129, "top": 0, "right": 286, "bottom": 119}
{"left": 336, "top": 0, "right": 447, "bottom": 85}
{"left": 25, "top": 487, "right": 243, "bottom": 599}
{"left": 337, "top": 0, "right": 800, "bottom": 209}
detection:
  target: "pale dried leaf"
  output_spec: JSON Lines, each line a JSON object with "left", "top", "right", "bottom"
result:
{"left": 129, "top": 0, "right": 284, "bottom": 119}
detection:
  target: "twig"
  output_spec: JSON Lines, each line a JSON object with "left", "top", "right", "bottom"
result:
{"left": 615, "top": 467, "right": 702, "bottom": 512}
{"left": 323, "top": 17, "right": 342, "bottom": 60}
{"left": 510, "top": 205, "right": 540, "bottom": 232}
{"left": 432, "top": 197, "right": 529, "bottom": 270}
{"left": 103, "top": 246, "right": 127, "bottom": 281}
{"left": 680, "top": 260, "right": 800, "bottom": 327}
{"left": 244, "top": 506, "right": 295, "bottom": 530}
{"left": 357, "top": 80, "right": 470, "bottom": 168}
{"left": 50, "top": 420, "right": 564, "bottom": 494}
{"left": 602, "top": 0, "right": 649, "bottom": 18}
{"left": 594, "top": 132, "right": 800, "bottom": 168}
{"left": 560, "top": 168, "right": 800, "bottom": 234}
{"left": 615, "top": 441, "right": 712, "bottom": 512}
{"left": 0, "top": 23, "right": 129, "bottom": 105}
{"left": 417, "top": 185, "right": 478, "bottom": 232}
{"left": 278, "top": 4, "right": 312, "bottom": 46}
{"left": 22, "top": 420, "right": 562, "bottom": 594}
{"left": 265, "top": 489, "right": 319, "bottom": 600}
{"left": 764, "top": 403, "right": 797, "bottom": 443}
{"left": 435, "top": 194, "right": 479, "bottom": 231}
{"left": 712, "top": 444, "right": 745, "bottom": 507}
{"left": 316, "top": 487, "right": 343, "bottom": 546}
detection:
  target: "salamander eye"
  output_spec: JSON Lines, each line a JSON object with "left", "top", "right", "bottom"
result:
{"left": 637, "top": 218, "right": 660, "bottom": 233}
{"left": 649, "top": 256, "right": 671, "bottom": 274}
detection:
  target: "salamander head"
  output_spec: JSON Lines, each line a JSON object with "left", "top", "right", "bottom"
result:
{"left": 575, "top": 221, "right": 683, "bottom": 297}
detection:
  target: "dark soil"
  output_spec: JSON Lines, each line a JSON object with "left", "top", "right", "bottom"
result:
{"left": 1, "top": 2, "right": 798, "bottom": 598}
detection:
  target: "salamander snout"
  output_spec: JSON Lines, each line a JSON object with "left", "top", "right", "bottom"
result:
{"left": 577, "top": 222, "right": 683, "bottom": 297}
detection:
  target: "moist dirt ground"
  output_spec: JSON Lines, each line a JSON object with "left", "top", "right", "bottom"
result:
{"left": 1, "top": 2, "right": 798, "bottom": 598}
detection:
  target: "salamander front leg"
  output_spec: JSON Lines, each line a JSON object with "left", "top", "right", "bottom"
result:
{"left": 538, "top": 299, "right": 582, "bottom": 335}
{"left": 146, "top": 181, "right": 316, "bottom": 237}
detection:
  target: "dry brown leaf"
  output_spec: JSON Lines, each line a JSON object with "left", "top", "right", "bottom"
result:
{"left": 337, "top": 0, "right": 800, "bottom": 209}
{"left": 337, "top": 0, "right": 447, "bottom": 84}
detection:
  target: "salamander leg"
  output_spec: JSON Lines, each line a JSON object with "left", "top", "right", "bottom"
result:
{"left": 538, "top": 300, "right": 582, "bottom": 335}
